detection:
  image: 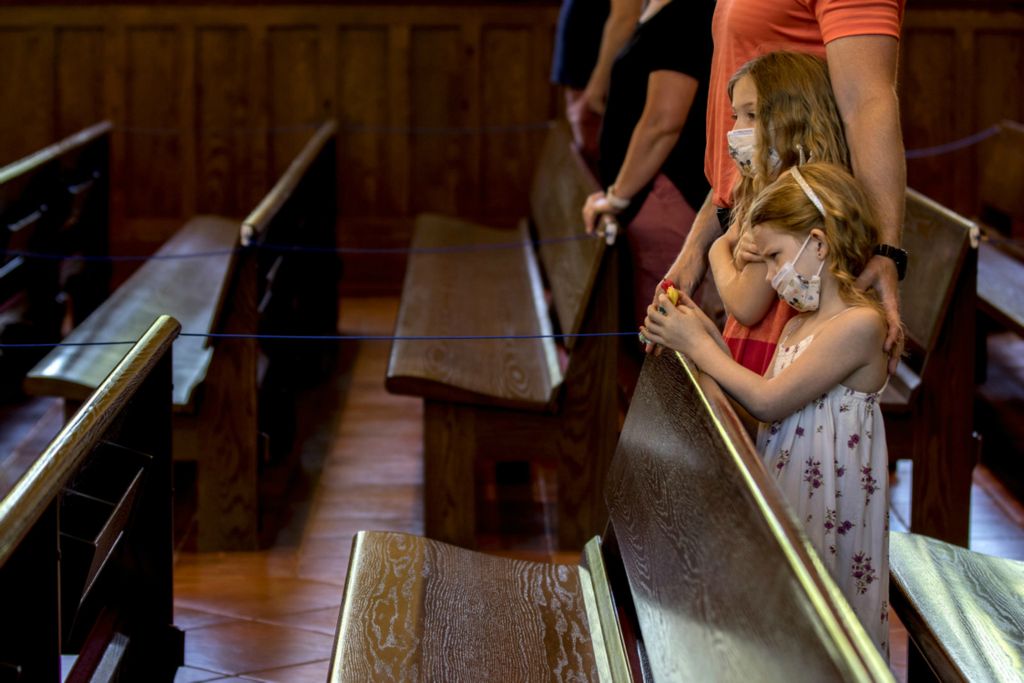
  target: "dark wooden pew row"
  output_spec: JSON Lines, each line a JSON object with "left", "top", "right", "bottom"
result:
{"left": 881, "top": 189, "right": 978, "bottom": 546}
{"left": 330, "top": 350, "right": 893, "bottom": 682}
{"left": 386, "top": 122, "right": 618, "bottom": 550}
{"left": 0, "top": 122, "right": 112, "bottom": 390}
{"left": 0, "top": 315, "right": 182, "bottom": 682}
{"left": 890, "top": 531, "right": 1024, "bottom": 681}
{"left": 24, "top": 120, "right": 338, "bottom": 551}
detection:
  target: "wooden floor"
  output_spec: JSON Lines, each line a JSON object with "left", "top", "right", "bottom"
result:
{"left": 4, "top": 297, "right": 1020, "bottom": 681}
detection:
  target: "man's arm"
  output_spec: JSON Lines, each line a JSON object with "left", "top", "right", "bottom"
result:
{"left": 664, "top": 190, "right": 719, "bottom": 297}
{"left": 826, "top": 34, "right": 906, "bottom": 371}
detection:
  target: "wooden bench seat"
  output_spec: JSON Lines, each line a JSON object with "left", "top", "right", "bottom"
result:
{"left": 331, "top": 351, "right": 893, "bottom": 682}
{"left": 387, "top": 122, "right": 618, "bottom": 550}
{"left": 25, "top": 215, "right": 236, "bottom": 410}
{"left": 880, "top": 189, "right": 978, "bottom": 545}
{"left": 24, "top": 120, "right": 339, "bottom": 550}
{"left": 0, "top": 315, "right": 181, "bottom": 682}
{"left": 387, "top": 216, "right": 560, "bottom": 409}
{"left": 890, "top": 531, "right": 1024, "bottom": 681}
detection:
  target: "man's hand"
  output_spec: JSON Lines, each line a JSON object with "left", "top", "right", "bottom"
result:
{"left": 855, "top": 254, "right": 904, "bottom": 374}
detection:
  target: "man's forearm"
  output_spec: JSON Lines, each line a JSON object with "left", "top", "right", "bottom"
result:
{"left": 666, "top": 191, "right": 718, "bottom": 296}
{"left": 845, "top": 92, "right": 906, "bottom": 247}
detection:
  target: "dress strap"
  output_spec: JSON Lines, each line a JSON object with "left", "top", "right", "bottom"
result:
{"left": 824, "top": 306, "right": 857, "bottom": 324}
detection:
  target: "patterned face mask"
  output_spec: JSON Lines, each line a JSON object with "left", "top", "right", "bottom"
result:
{"left": 726, "top": 128, "right": 780, "bottom": 177}
{"left": 770, "top": 233, "right": 825, "bottom": 312}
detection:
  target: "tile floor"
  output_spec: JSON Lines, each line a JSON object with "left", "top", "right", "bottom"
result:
{"left": 168, "top": 297, "right": 1024, "bottom": 682}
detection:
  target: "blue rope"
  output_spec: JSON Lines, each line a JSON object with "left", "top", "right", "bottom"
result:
{"left": 0, "top": 330, "right": 637, "bottom": 349}
{"left": 905, "top": 125, "right": 1001, "bottom": 160}
{"left": 2, "top": 232, "right": 596, "bottom": 262}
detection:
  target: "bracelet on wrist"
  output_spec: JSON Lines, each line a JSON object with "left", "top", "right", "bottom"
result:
{"left": 605, "top": 186, "right": 631, "bottom": 211}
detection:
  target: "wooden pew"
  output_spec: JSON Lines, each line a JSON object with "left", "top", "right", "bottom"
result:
{"left": 0, "top": 315, "right": 182, "bottom": 682}
{"left": 881, "top": 189, "right": 978, "bottom": 546}
{"left": 889, "top": 531, "right": 1024, "bottom": 681}
{"left": 330, "top": 351, "right": 893, "bottom": 681}
{"left": 24, "top": 121, "right": 338, "bottom": 550}
{"left": 385, "top": 122, "right": 618, "bottom": 550}
{"left": 0, "top": 122, "right": 112, "bottom": 389}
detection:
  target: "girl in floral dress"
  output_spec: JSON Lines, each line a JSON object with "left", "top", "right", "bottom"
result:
{"left": 640, "top": 162, "right": 897, "bottom": 656}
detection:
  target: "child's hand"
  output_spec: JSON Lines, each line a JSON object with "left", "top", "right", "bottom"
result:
{"left": 734, "top": 230, "right": 762, "bottom": 268}
{"left": 640, "top": 294, "right": 708, "bottom": 354}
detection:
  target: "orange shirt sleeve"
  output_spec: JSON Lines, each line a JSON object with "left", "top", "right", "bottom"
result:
{"left": 814, "top": 0, "right": 904, "bottom": 45}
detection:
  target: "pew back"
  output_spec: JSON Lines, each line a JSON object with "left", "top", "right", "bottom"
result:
{"left": 531, "top": 124, "right": 607, "bottom": 348}
{"left": 604, "top": 351, "right": 891, "bottom": 681}
{"left": 0, "top": 315, "right": 182, "bottom": 681}
{"left": 0, "top": 122, "right": 112, "bottom": 384}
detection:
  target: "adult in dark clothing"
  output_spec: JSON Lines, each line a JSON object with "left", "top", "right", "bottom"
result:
{"left": 581, "top": 0, "right": 714, "bottom": 326}
{"left": 551, "top": 0, "right": 641, "bottom": 159}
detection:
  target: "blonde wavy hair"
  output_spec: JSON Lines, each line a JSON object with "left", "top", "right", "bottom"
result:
{"left": 728, "top": 51, "right": 850, "bottom": 239}
{"left": 749, "top": 163, "right": 899, "bottom": 353}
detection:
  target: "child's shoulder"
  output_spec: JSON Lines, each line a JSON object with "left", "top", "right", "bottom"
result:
{"left": 828, "top": 305, "right": 886, "bottom": 345}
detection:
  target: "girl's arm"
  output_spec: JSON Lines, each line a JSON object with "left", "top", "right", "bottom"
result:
{"left": 642, "top": 303, "right": 885, "bottom": 422}
{"left": 707, "top": 229, "right": 775, "bottom": 325}
{"left": 583, "top": 69, "right": 698, "bottom": 232}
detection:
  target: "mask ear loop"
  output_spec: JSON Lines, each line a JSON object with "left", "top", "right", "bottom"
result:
{"left": 797, "top": 143, "right": 806, "bottom": 166}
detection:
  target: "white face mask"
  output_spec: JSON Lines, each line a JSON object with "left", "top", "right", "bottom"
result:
{"left": 770, "top": 233, "right": 825, "bottom": 312}
{"left": 727, "top": 128, "right": 780, "bottom": 177}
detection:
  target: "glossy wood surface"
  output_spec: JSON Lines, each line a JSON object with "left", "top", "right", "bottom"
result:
{"left": 0, "top": 315, "right": 178, "bottom": 563}
{"left": 890, "top": 531, "right": 1024, "bottom": 682}
{"left": 331, "top": 530, "right": 597, "bottom": 682}
{"left": 24, "top": 215, "right": 238, "bottom": 409}
{"left": 605, "top": 351, "right": 893, "bottom": 682}
{"left": 978, "top": 241, "right": 1024, "bottom": 336}
{"left": 387, "top": 216, "right": 560, "bottom": 409}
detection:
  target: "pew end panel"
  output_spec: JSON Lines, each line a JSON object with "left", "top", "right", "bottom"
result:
{"left": 889, "top": 531, "right": 1024, "bottom": 682}
{"left": 881, "top": 189, "right": 978, "bottom": 546}
{"left": 0, "top": 315, "right": 183, "bottom": 682}
{"left": 331, "top": 349, "right": 893, "bottom": 682}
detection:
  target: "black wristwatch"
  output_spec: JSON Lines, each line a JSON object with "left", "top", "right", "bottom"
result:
{"left": 874, "top": 244, "right": 908, "bottom": 281}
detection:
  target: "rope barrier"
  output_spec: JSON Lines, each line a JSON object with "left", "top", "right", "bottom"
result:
{"left": 0, "top": 329, "right": 638, "bottom": 349}
{"left": 110, "top": 121, "right": 556, "bottom": 136}
{"left": 2, "top": 232, "right": 598, "bottom": 262}
{"left": 904, "top": 125, "right": 1001, "bottom": 160}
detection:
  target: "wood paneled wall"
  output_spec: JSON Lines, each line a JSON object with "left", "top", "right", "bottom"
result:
{"left": 900, "top": 7, "right": 1024, "bottom": 219}
{"left": 0, "top": 5, "right": 559, "bottom": 292}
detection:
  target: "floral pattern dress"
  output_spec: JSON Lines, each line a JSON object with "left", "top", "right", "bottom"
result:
{"left": 756, "top": 333, "right": 890, "bottom": 657}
